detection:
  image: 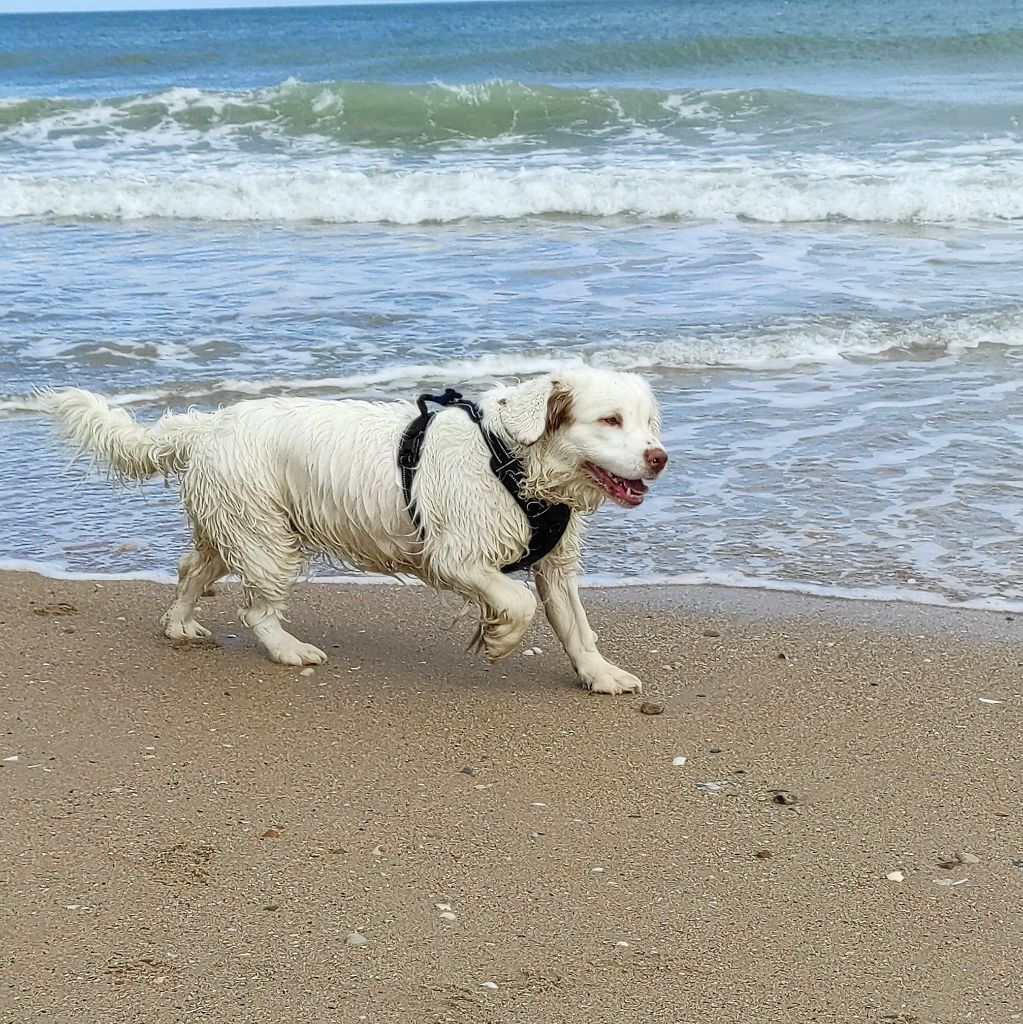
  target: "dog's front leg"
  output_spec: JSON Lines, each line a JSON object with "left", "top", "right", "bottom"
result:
{"left": 457, "top": 569, "right": 537, "bottom": 661}
{"left": 535, "top": 561, "right": 643, "bottom": 696}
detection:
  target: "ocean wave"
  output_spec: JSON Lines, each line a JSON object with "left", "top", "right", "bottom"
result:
{"left": 3, "top": 160, "right": 1023, "bottom": 225}
{"left": 593, "top": 311, "right": 1023, "bottom": 369}
{"left": 0, "top": 79, "right": 875, "bottom": 151}
{"left": 0, "top": 353, "right": 587, "bottom": 417}
{"left": 4, "top": 311, "right": 1022, "bottom": 417}
{"left": 2, "top": 77, "right": 1019, "bottom": 168}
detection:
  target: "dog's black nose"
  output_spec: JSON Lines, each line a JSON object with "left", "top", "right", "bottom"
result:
{"left": 645, "top": 447, "right": 668, "bottom": 473}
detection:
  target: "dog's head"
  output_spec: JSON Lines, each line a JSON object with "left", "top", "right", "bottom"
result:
{"left": 483, "top": 368, "right": 667, "bottom": 509}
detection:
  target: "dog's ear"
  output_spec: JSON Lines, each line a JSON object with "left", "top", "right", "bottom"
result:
{"left": 492, "top": 377, "right": 574, "bottom": 447}
{"left": 544, "top": 384, "right": 574, "bottom": 434}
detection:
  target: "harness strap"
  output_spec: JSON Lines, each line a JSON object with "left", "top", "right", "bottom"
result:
{"left": 398, "top": 388, "right": 572, "bottom": 574}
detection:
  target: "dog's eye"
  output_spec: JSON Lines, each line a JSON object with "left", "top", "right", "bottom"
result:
{"left": 600, "top": 414, "right": 623, "bottom": 428}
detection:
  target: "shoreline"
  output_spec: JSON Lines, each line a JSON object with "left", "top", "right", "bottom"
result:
{"left": 4, "top": 559, "right": 1023, "bottom": 640}
{"left": 5, "top": 558, "right": 1023, "bottom": 625}
{"left": 3, "top": 567, "right": 1021, "bottom": 1021}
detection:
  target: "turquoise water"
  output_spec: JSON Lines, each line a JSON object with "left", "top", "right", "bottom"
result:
{"left": 2, "top": 0, "right": 1023, "bottom": 607}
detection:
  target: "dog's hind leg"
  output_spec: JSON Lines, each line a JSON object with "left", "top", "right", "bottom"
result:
{"left": 161, "top": 542, "right": 226, "bottom": 641}
{"left": 240, "top": 586, "right": 327, "bottom": 667}
{"left": 179, "top": 466, "right": 326, "bottom": 666}
{"left": 227, "top": 533, "right": 326, "bottom": 668}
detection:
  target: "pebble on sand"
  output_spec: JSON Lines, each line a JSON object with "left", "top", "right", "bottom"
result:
{"left": 299, "top": 667, "right": 315, "bottom": 677}
{"left": 885, "top": 871, "right": 905, "bottom": 883}
{"left": 938, "top": 851, "right": 980, "bottom": 869}
{"left": 345, "top": 931, "right": 368, "bottom": 946}
{"left": 672, "top": 756, "right": 687, "bottom": 767}
{"left": 480, "top": 981, "right": 499, "bottom": 990}
{"left": 639, "top": 701, "right": 665, "bottom": 715}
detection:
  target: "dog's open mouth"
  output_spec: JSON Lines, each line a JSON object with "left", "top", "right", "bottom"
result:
{"left": 585, "top": 463, "right": 648, "bottom": 507}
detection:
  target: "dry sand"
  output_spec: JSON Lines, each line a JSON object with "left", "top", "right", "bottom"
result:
{"left": 1, "top": 570, "right": 1021, "bottom": 1023}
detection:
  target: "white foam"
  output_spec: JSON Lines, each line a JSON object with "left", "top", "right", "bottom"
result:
{"left": 0, "top": 558, "right": 417, "bottom": 587}
{"left": 0, "top": 558, "right": 177, "bottom": 585}
{"left": 580, "top": 570, "right": 1023, "bottom": 614}
{"left": 4, "top": 311, "right": 1022, "bottom": 419}
{"left": 0, "top": 352, "right": 589, "bottom": 417}
{"left": 5, "top": 558, "right": 1021, "bottom": 613}
{"left": 589, "top": 312, "right": 1023, "bottom": 370}
{"left": 5, "top": 158, "right": 1023, "bottom": 225}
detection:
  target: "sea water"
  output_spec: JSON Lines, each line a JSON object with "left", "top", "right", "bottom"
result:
{"left": 2, "top": 0, "right": 1023, "bottom": 608}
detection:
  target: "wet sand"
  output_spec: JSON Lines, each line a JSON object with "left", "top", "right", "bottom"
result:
{"left": 2, "top": 570, "right": 1021, "bottom": 1024}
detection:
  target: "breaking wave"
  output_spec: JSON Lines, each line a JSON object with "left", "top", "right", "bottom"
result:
{"left": 0, "top": 80, "right": 880, "bottom": 150}
{"left": 4, "top": 160, "right": 1023, "bottom": 225}
{"left": 2, "top": 78, "right": 1018, "bottom": 153}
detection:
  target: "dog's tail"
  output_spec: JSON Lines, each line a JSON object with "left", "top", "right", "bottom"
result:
{"left": 36, "top": 387, "right": 205, "bottom": 481}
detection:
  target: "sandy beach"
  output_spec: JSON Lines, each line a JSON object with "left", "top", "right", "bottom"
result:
{"left": 2, "top": 569, "right": 1021, "bottom": 1023}
{"left": 7, "top": 1, "right": 1023, "bottom": 1021}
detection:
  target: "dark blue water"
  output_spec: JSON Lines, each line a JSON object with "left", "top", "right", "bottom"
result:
{"left": 4, "top": 0, "right": 1023, "bottom": 98}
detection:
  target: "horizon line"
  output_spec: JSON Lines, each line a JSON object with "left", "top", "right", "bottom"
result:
{"left": 0, "top": 0, "right": 534, "bottom": 15}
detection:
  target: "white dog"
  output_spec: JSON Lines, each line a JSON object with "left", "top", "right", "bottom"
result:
{"left": 39, "top": 368, "right": 667, "bottom": 695}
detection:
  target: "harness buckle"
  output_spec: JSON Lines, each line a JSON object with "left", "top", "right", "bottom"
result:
{"left": 396, "top": 445, "right": 420, "bottom": 470}
{"left": 418, "top": 388, "right": 463, "bottom": 417}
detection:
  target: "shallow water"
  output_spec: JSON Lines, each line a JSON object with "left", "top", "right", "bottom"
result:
{"left": 2, "top": 0, "right": 1023, "bottom": 608}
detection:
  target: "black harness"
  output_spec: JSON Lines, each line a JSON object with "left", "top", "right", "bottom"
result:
{"left": 398, "top": 388, "right": 572, "bottom": 574}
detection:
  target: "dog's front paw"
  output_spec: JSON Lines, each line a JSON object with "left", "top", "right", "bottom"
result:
{"left": 470, "top": 612, "right": 532, "bottom": 662}
{"left": 162, "top": 617, "right": 213, "bottom": 642}
{"left": 481, "top": 624, "right": 523, "bottom": 661}
{"left": 578, "top": 660, "right": 643, "bottom": 696}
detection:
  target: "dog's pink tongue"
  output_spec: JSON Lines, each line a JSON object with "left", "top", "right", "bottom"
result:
{"left": 610, "top": 476, "right": 646, "bottom": 506}
{"left": 588, "top": 463, "right": 648, "bottom": 506}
